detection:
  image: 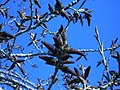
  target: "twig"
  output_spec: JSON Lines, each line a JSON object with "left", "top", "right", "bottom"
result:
{"left": 78, "top": 44, "right": 120, "bottom": 52}
{"left": 0, "top": 69, "right": 37, "bottom": 88}
{"left": 64, "top": 0, "right": 80, "bottom": 10}
{"left": 78, "top": 0, "right": 87, "bottom": 9}
{"left": 0, "top": 70, "right": 37, "bottom": 89}
{"left": 94, "top": 26, "right": 108, "bottom": 71}
{"left": 0, "top": 0, "right": 10, "bottom": 6}
{"left": 47, "top": 61, "right": 61, "bottom": 90}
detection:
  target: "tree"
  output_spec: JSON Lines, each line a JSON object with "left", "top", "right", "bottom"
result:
{"left": 0, "top": 0, "right": 120, "bottom": 90}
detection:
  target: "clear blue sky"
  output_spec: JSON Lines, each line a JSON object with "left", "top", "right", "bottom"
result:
{"left": 0, "top": 0, "right": 120, "bottom": 89}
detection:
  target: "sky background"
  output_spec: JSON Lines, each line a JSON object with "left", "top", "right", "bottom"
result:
{"left": 0, "top": 0, "right": 120, "bottom": 89}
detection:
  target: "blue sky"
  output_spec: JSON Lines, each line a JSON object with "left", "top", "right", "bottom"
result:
{"left": 0, "top": 0, "right": 120, "bottom": 89}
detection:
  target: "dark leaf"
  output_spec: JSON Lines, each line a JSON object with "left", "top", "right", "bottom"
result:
{"left": 17, "top": 63, "right": 25, "bottom": 75}
{"left": 83, "top": 66, "right": 91, "bottom": 79}
{"left": 0, "top": 31, "right": 15, "bottom": 40}
{"left": 63, "top": 60, "right": 75, "bottom": 64}
{"left": 86, "top": 15, "right": 91, "bottom": 26}
{"left": 60, "top": 11, "right": 70, "bottom": 21}
{"left": 66, "top": 48, "right": 83, "bottom": 55}
{"left": 8, "top": 62, "right": 25, "bottom": 75}
{"left": 78, "top": 0, "right": 87, "bottom": 9}
{"left": 53, "top": 36, "right": 62, "bottom": 48}
{"left": 35, "top": 8, "right": 39, "bottom": 19}
{"left": 111, "top": 52, "right": 120, "bottom": 60}
{"left": 17, "top": 11, "right": 24, "bottom": 19}
{"left": 39, "top": 12, "right": 48, "bottom": 19}
{"left": 74, "top": 67, "right": 81, "bottom": 76}
{"left": 39, "top": 56, "right": 56, "bottom": 66}
{"left": 67, "top": 78, "right": 80, "bottom": 85}
{"left": 28, "top": 41, "right": 33, "bottom": 46}
{"left": 76, "top": 55, "right": 82, "bottom": 61}
{"left": 61, "top": 31, "right": 66, "bottom": 45}
{"left": 114, "top": 37, "right": 118, "bottom": 44}
{"left": 103, "top": 74, "right": 110, "bottom": 81}
{"left": 0, "top": 9, "right": 4, "bottom": 17}
{"left": 39, "top": 56, "right": 54, "bottom": 62}
{"left": 48, "top": 4, "right": 54, "bottom": 13}
{"left": 41, "top": 41, "right": 55, "bottom": 53}
{"left": 34, "top": 0, "right": 41, "bottom": 8}
{"left": 16, "top": 60, "right": 25, "bottom": 63}
{"left": 79, "top": 14, "right": 83, "bottom": 26}
{"left": 66, "top": 48, "right": 87, "bottom": 60}
{"left": 42, "top": 23, "right": 47, "bottom": 28}
{"left": 73, "top": 11, "right": 79, "bottom": 22}
{"left": 4, "top": 10, "right": 8, "bottom": 18}
{"left": 109, "top": 70, "right": 117, "bottom": 76}
{"left": 96, "top": 60, "right": 102, "bottom": 67}
{"left": 14, "top": 20, "right": 26, "bottom": 30}
{"left": 33, "top": 33, "right": 37, "bottom": 41}
{"left": 8, "top": 63, "right": 15, "bottom": 71}
{"left": 55, "top": 0, "right": 62, "bottom": 11}
{"left": 59, "top": 66, "right": 76, "bottom": 76}
{"left": 58, "top": 25, "right": 64, "bottom": 34}
{"left": 61, "top": 54, "right": 73, "bottom": 61}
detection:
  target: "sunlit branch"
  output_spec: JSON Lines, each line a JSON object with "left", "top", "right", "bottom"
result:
{"left": 94, "top": 26, "right": 108, "bottom": 71}
{"left": 78, "top": 44, "right": 120, "bottom": 52}
{"left": 0, "top": 69, "right": 38, "bottom": 89}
